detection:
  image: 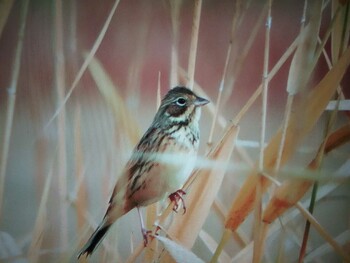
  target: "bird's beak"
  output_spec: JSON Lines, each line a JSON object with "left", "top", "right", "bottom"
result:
{"left": 194, "top": 96, "right": 210, "bottom": 106}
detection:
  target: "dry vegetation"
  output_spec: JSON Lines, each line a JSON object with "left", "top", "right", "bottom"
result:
{"left": 0, "top": 0, "right": 350, "bottom": 262}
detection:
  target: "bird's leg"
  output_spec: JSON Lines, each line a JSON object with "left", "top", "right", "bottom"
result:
{"left": 137, "top": 207, "right": 151, "bottom": 246}
{"left": 168, "top": 189, "right": 187, "bottom": 214}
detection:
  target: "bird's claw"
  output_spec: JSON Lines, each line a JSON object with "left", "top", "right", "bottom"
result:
{"left": 169, "top": 189, "right": 187, "bottom": 214}
{"left": 141, "top": 227, "right": 152, "bottom": 247}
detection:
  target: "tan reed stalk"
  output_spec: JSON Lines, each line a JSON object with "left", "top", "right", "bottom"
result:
{"left": 53, "top": 0, "right": 69, "bottom": 250}
{"left": 169, "top": 0, "right": 182, "bottom": 87}
{"left": 253, "top": 1, "right": 273, "bottom": 261}
{"left": 0, "top": 0, "right": 29, "bottom": 219}
{"left": 207, "top": 43, "right": 232, "bottom": 147}
{"left": 157, "top": 71, "right": 162, "bottom": 109}
{"left": 0, "top": 0, "right": 14, "bottom": 38}
{"left": 143, "top": 75, "right": 162, "bottom": 262}
{"left": 73, "top": 104, "right": 88, "bottom": 249}
{"left": 45, "top": 0, "right": 121, "bottom": 128}
{"left": 187, "top": 0, "right": 202, "bottom": 90}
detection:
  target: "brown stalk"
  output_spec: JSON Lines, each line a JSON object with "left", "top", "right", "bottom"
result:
{"left": 0, "top": 0, "right": 29, "bottom": 220}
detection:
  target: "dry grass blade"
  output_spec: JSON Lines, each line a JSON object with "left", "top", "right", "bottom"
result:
{"left": 0, "top": 0, "right": 29, "bottom": 219}
{"left": 86, "top": 54, "right": 140, "bottom": 144}
{"left": 187, "top": 0, "right": 202, "bottom": 90}
{"left": 159, "top": 124, "right": 239, "bottom": 262}
{"left": 0, "top": 0, "right": 14, "bottom": 39}
{"left": 225, "top": 45, "right": 350, "bottom": 232}
{"left": 262, "top": 123, "right": 350, "bottom": 224}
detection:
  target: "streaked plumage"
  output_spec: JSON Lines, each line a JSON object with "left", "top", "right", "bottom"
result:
{"left": 78, "top": 87, "right": 209, "bottom": 258}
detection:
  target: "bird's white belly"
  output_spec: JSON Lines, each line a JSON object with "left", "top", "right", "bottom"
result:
{"left": 134, "top": 151, "right": 196, "bottom": 206}
{"left": 161, "top": 151, "right": 196, "bottom": 193}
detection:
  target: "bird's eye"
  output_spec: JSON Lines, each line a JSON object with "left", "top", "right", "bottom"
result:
{"left": 176, "top": 97, "right": 186, "bottom": 106}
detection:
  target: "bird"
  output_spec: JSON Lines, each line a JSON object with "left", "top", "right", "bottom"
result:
{"left": 77, "top": 86, "right": 209, "bottom": 258}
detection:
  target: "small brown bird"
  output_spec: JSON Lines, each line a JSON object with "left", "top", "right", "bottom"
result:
{"left": 77, "top": 87, "right": 209, "bottom": 258}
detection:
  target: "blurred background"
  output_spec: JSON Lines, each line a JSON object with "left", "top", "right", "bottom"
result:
{"left": 0, "top": 0, "right": 349, "bottom": 262}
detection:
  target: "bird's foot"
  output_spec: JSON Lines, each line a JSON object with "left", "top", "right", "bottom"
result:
{"left": 141, "top": 227, "right": 152, "bottom": 247}
{"left": 169, "top": 189, "right": 187, "bottom": 214}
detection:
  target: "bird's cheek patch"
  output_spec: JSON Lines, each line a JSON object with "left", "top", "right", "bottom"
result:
{"left": 166, "top": 104, "right": 187, "bottom": 117}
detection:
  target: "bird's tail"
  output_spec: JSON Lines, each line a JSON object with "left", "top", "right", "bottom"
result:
{"left": 77, "top": 222, "right": 111, "bottom": 259}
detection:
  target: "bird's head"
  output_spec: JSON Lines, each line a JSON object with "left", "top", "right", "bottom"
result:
{"left": 155, "top": 86, "right": 209, "bottom": 127}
